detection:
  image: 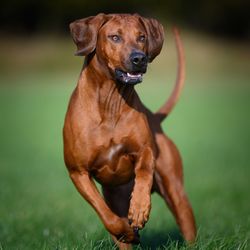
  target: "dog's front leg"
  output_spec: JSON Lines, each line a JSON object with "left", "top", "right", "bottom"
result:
{"left": 128, "top": 147, "right": 155, "bottom": 229}
{"left": 70, "top": 170, "right": 135, "bottom": 243}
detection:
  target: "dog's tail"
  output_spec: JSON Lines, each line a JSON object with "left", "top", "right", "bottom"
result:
{"left": 155, "top": 27, "right": 185, "bottom": 122}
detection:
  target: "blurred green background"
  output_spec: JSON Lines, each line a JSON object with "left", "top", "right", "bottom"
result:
{"left": 0, "top": 1, "right": 249, "bottom": 249}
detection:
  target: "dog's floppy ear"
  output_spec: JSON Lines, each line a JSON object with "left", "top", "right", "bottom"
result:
{"left": 69, "top": 13, "right": 107, "bottom": 56}
{"left": 140, "top": 17, "right": 164, "bottom": 62}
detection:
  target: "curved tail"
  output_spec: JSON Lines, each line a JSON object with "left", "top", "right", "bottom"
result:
{"left": 156, "top": 27, "right": 185, "bottom": 122}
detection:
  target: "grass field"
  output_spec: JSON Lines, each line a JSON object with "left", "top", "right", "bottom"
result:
{"left": 0, "top": 31, "right": 249, "bottom": 249}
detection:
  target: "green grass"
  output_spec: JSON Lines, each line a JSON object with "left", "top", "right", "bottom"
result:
{"left": 0, "top": 32, "right": 249, "bottom": 249}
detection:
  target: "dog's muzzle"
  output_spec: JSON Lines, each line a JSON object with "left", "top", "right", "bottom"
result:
{"left": 115, "top": 52, "right": 148, "bottom": 85}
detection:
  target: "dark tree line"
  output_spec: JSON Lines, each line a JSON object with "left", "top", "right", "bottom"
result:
{"left": 1, "top": 0, "right": 249, "bottom": 39}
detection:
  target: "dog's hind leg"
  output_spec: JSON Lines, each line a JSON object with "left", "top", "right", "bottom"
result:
{"left": 102, "top": 180, "right": 137, "bottom": 250}
{"left": 154, "top": 133, "right": 196, "bottom": 242}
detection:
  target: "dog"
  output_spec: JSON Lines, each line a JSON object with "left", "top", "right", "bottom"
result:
{"left": 63, "top": 13, "right": 196, "bottom": 249}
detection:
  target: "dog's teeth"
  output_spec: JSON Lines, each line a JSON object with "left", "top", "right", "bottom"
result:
{"left": 127, "top": 73, "right": 142, "bottom": 78}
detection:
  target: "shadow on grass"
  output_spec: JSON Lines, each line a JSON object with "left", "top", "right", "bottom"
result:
{"left": 140, "top": 229, "right": 184, "bottom": 249}
{"left": 89, "top": 229, "right": 184, "bottom": 249}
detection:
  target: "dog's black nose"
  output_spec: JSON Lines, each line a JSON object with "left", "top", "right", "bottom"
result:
{"left": 130, "top": 52, "right": 147, "bottom": 68}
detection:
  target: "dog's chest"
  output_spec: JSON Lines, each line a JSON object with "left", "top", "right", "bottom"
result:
{"left": 90, "top": 136, "right": 138, "bottom": 185}
{"left": 69, "top": 109, "right": 152, "bottom": 185}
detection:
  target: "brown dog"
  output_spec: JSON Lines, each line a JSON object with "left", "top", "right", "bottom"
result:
{"left": 63, "top": 13, "right": 196, "bottom": 249}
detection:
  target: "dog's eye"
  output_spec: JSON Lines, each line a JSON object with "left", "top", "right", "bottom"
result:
{"left": 109, "top": 35, "right": 121, "bottom": 43}
{"left": 138, "top": 35, "right": 146, "bottom": 43}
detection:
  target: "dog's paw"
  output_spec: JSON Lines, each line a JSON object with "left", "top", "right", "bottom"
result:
{"left": 128, "top": 192, "right": 151, "bottom": 229}
{"left": 109, "top": 217, "right": 140, "bottom": 244}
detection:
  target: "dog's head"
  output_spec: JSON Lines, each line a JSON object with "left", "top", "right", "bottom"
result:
{"left": 70, "top": 13, "right": 164, "bottom": 85}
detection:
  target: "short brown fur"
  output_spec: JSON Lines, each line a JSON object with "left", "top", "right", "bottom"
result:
{"left": 64, "top": 13, "right": 196, "bottom": 249}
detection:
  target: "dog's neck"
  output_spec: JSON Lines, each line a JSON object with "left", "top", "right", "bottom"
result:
{"left": 77, "top": 54, "right": 138, "bottom": 123}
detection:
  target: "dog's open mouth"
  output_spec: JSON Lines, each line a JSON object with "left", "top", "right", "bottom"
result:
{"left": 115, "top": 69, "right": 143, "bottom": 85}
